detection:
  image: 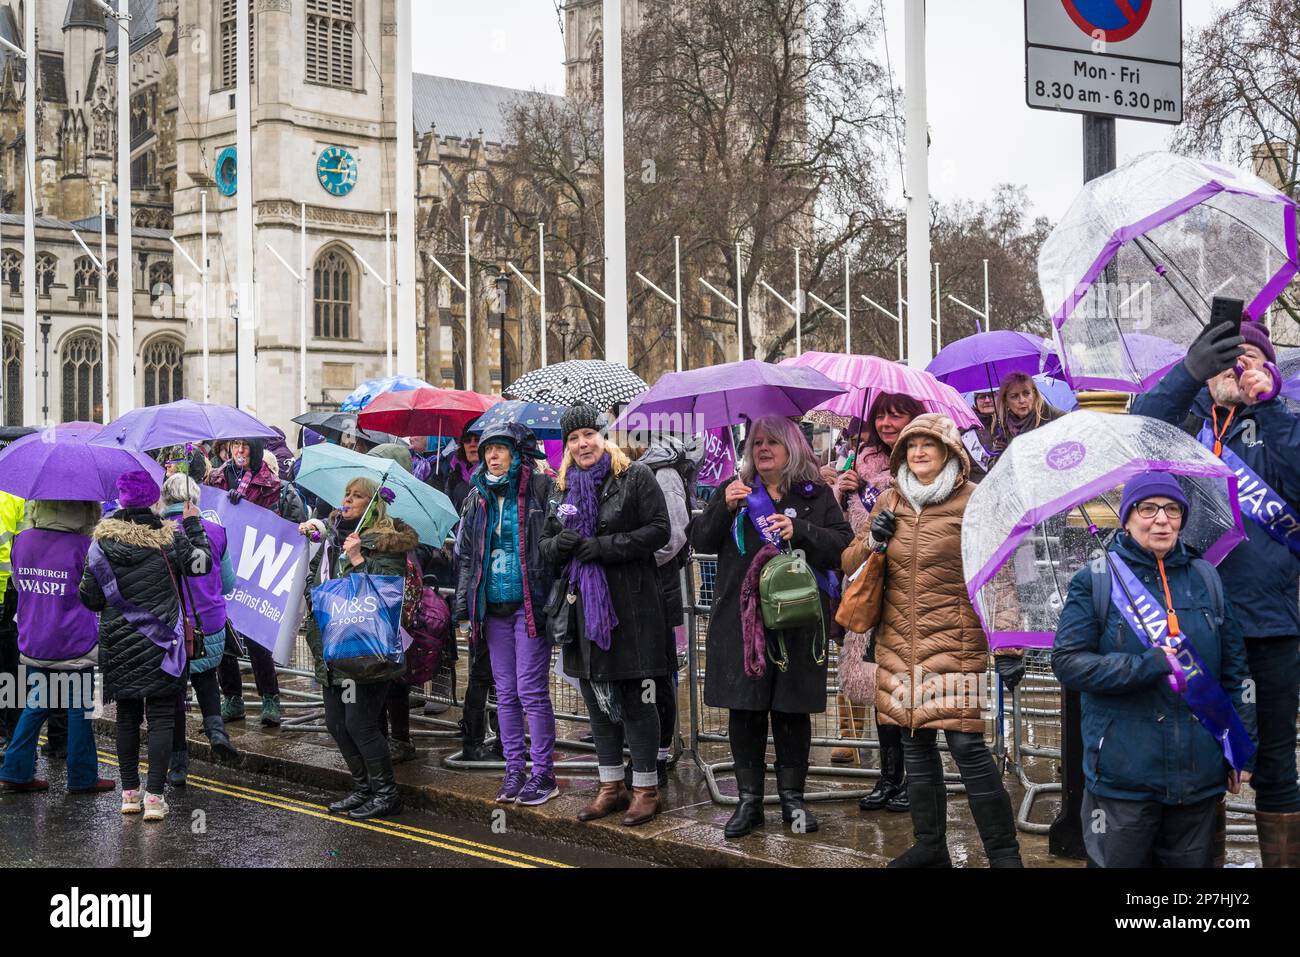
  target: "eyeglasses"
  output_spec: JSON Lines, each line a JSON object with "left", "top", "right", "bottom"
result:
{"left": 1134, "top": 502, "right": 1185, "bottom": 521}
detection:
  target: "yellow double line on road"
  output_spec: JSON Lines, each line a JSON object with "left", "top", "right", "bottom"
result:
{"left": 84, "top": 744, "right": 573, "bottom": 869}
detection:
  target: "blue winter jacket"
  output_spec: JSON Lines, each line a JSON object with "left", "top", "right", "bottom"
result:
{"left": 1131, "top": 360, "right": 1300, "bottom": 639}
{"left": 1052, "top": 532, "right": 1257, "bottom": 805}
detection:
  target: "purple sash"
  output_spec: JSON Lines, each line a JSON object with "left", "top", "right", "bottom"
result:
{"left": 1107, "top": 553, "right": 1255, "bottom": 771}
{"left": 738, "top": 482, "right": 839, "bottom": 599}
{"left": 86, "top": 543, "right": 186, "bottom": 678}
{"left": 1197, "top": 422, "right": 1300, "bottom": 558}
{"left": 857, "top": 483, "right": 883, "bottom": 516}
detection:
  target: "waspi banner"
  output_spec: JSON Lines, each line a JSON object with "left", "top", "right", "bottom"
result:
{"left": 199, "top": 487, "right": 308, "bottom": 665}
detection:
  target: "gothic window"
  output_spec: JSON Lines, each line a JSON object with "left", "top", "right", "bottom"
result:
{"left": 106, "top": 259, "right": 118, "bottom": 290}
{"left": 2, "top": 330, "right": 19, "bottom": 426}
{"left": 142, "top": 336, "right": 184, "bottom": 407}
{"left": 591, "top": 37, "right": 603, "bottom": 97}
{"left": 36, "top": 254, "right": 56, "bottom": 296}
{"left": 306, "top": 0, "right": 356, "bottom": 89}
{"left": 148, "top": 261, "right": 171, "bottom": 302}
{"left": 74, "top": 256, "right": 100, "bottom": 304}
{"left": 92, "top": 104, "right": 111, "bottom": 152}
{"left": 61, "top": 333, "right": 103, "bottom": 423}
{"left": 314, "top": 247, "right": 355, "bottom": 340}
{"left": 2, "top": 249, "right": 19, "bottom": 294}
{"left": 218, "top": 0, "right": 256, "bottom": 91}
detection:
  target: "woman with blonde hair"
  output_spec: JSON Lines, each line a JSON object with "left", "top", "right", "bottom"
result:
{"left": 992, "top": 372, "right": 1064, "bottom": 454}
{"left": 694, "top": 415, "right": 851, "bottom": 838}
{"left": 539, "top": 404, "right": 671, "bottom": 827}
{"left": 299, "top": 475, "right": 418, "bottom": 820}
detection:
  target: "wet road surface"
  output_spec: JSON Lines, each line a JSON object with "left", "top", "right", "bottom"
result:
{"left": 0, "top": 743, "right": 646, "bottom": 869}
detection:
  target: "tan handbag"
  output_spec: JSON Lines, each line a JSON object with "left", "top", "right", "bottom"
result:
{"left": 835, "top": 490, "right": 895, "bottom": 634}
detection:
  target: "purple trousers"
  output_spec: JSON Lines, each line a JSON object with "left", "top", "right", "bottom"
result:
{"left": 483, "top": 609, "right": 556, "bottom": 776}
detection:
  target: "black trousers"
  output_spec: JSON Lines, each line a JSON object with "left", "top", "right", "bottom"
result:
{"left": 217, "top": 639, "right": 280, "bottom": 698}
{"left": 379, "top": 682, "right": 411, "bottom": 743}
{"left": 728, "top": 709, "right": 812, "bottom": 770}
{"left": 1244, "top": 637, "right": 1300, "bottom": 813}
{"left": 0, "top": 584, "right": 18, "bottom": 736}
{"left": 900, "top": 728, "right": 1003, "bottom": 798}
{"left": 116, "top": 694, "right": 178, "bottom": 793}
{"left": 461, "top": 637, "right": 497, "bottom": 740}
{"left": 1082, "top": 790, "right": 1220, "bottom": 868}
{"left": 579, "top": 679, "right": 660, "bottom": 777}
{"left": 323, "top": 680, "right": 392, "bottom": 769}
{"left": 172, "top": 669, "right": 221, "bottom": 752}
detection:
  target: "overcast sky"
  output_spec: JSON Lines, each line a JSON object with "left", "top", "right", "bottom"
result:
{"left": 413, "top": 0, "right": 1227, "bottom": 221}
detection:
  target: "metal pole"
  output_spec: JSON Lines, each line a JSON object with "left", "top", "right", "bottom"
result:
{"left": 539, "top": 223, "right": 547, "bottom": 368}
{"left": 674, "top": 235, "right": 682, "bottom": 372}
{"left": 384, "top": 208, "right": 393, "bottom": 378}
{"left": 300, "top": 202, "right": 308, "bottom": 415}
{"left": 235, "top": 0, "right": 256, "bottom": 413}
{"left": 895, "top": 258, "right": 904, "bottom": 362}
{"left": 794, "top": 247, "right": 802, "bottom": 356}
{"left": 463, "top": 216, "right": 473, "bottom": 392}
{"left": 983, "top": 257, "right": 990, "bottom": 329}
{"left": 844, "top": 256, "right": 851, "bottom": 354}
{"left": 21, "top": 10, "right": 35, "bottom": 424}
{"left": 201, "top": 192, "right": 209, "bottom": 402}
{"left": 114, "top": 0, "right": 134, "bottom": 413}
{"left": 602, "top": 0, "right": 628, "bottom": 367}
{"left": 934, "top": 262, "right": 942, "bottom": 352}
{"left": 904, "top": 0, "right": 932, "bottom": 368}
{"left": 735, "top": 242, "right": 744, "bottom": 362}
{"left": 100, "top": 186, "right": 108, "bottom": 421}
{"left": 394, "top": 0, "right": 417, "bottom": 377}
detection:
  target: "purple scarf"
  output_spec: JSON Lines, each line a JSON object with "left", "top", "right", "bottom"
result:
{"left": 560, "top": 453, "right": 619, "bottom": 651}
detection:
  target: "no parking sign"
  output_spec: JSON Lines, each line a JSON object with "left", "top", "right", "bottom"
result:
{"left": 1025, "top": 0, "right": 1183, "bottom": 124}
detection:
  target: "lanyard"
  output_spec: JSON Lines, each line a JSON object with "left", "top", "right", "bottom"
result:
{"left": 1154, "top": 557, "right": 1181, "bottom": 641}
{"left": 1209, "top": 406, "right": 1236, "bottom": 458}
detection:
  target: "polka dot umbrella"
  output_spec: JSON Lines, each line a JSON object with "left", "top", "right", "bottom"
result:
{"left": 504, "top": 360, "right": 648, "bottom": 409}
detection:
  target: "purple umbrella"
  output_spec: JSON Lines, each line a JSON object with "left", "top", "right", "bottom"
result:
{"left": 0, "top": 429, "right": 165, "bottom": 502}
{"left": 612, "top": 359, "right": 844, "bottom": 434}
{"left": 90, "top": 400, "right": 277, "bottom": 452}
{"left": 926, "top": 331, "right": 1057, "bottom": 394}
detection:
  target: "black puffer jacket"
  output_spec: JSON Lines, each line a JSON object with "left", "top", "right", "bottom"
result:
{"left": 539, "top": 459, "right": 671, "bottom": 682}
{"left": 79, "top": 508, "right": 212, "bottom": 701}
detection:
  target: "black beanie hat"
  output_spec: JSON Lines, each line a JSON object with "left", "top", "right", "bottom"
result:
{"left": 560, "top": 403, "right": 605, "bottom": 443}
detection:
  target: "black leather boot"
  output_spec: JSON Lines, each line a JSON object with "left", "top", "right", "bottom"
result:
{"left": 724, "top": 767, "right": 766, "bottom": 839}
{"left": 860, "top": 733, "right": 905, "bottom": 811}
{"left": 776, "top": 764, "right": 819, "bottom": 834}
{"left": 458, "top": 711, "right": 498, "bottom": 763}
{"left": 887, "top": 783, "right": 952, "bottom": 868}
{"left": 348, "top": 755, "right": 403, "bottom": 820}
{"left": 328, "top": 754, "right": 372, "bottom": 814}
{"left": 202, "top": 716, "right": 240, "bottom": 764}
{"left": 967, "top": 790, "right": 1024, "bottom": 868}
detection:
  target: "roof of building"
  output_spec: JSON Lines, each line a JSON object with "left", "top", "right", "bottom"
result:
{"left": 0, "top": 211, "right": 171, "bottom": 240}
{"left": 0, "top": 6, "right": 19, "bottom": 70}
{"left": 64, "top": 0, "right": 108, "bottom": 31}
{"left": 412, "top": 74, "right": 562, "bottom": 144}
{"left": 105, "top": 0, "right": 157, "bottom": 57}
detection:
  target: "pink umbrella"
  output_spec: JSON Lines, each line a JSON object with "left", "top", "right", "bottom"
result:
{"left": 780, "top": 352, "right": 980, "bottom": 429}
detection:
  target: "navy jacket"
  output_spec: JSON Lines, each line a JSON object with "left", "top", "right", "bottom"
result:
{"left": 1131, "top": 360, "right": 1300, "bottom": 638}
{"left": 1052, "top": 533, "right": 1256, "bottom": 805}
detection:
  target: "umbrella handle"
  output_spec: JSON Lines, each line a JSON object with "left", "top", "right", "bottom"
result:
{"left": 1235, "top": 361, "right": 1281, "bottom": 402}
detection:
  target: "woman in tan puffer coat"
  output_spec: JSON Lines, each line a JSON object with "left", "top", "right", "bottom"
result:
{"left": 843, "top": 413, "right": 1022, "bottom": 868}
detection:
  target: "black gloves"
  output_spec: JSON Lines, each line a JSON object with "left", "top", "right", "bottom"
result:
{"left": 574, "top": 538, "right": 601, "bottom": 563}
{"left": 554, "top": 528, "right": 581, "bottom": 558}
{"left": 227, "top": 490, "right": 243, "bottom": 505}
{"left": 1183, "top": 320, "right": 1245, "bottom": 383}
{"left": 995, "top": 655, "right": 1026, "bottom": 691}
{"left": 870, "top": 510, "right": 897, "bottom": 543}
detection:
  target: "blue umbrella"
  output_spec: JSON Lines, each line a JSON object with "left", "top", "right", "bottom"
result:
{"left": 466, "top": 400, "right": 568, "bottom": 439}
{"left": 0, "top": 428, "right": 165, "bottom": 502}
{"left": 295, "top": 443, "right": 458, "bottom": 545}
{"left": 339, "top": 375, "right": 435, "bottom": 413}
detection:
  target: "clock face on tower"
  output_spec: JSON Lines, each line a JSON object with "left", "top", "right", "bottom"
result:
{"left": 317, "top": 146, "right": 359, "bottom": 197}
{"left": 215, "top": 146, "right": 238, "bottom": 197}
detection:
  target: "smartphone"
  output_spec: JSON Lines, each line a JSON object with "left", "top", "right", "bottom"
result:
{"left": 1210, "top": 296, "right": 1245, "bottom": 338}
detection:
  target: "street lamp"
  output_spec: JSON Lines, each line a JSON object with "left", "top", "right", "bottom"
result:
{"left": 495, "top": 269, "right": 511, "bottom": 388}
{"left": 553, "top": 314, "right": 571, "bottom": 363}
{"left": 39, "top": 315, "right": 51, "bottom": 424}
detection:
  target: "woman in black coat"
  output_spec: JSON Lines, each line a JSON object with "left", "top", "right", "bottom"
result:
{"left": 79, "top": 470, "right": 211, "bottom": 822}
{"left": 539, "top": 405, "right": 670, "bottom": 827}
{"left": 693, "top": 416, "right": 852, "bottom": 839}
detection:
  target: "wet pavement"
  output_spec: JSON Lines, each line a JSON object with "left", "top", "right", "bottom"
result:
{"left": 0, "top": 743, "right": 643, "bottom": 869}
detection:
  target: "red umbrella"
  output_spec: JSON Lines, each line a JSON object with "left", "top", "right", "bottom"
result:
{"left": 356, "top": 388, "right": 499, "bottom": 438}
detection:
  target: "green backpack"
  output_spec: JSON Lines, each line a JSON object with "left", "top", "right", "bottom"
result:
{"left": 759, "top": 548, "right": 826, "bottom": 671}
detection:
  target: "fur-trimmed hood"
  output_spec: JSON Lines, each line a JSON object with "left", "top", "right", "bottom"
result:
{"left": 92, "top": 516, "right": 179, "bottom": 550}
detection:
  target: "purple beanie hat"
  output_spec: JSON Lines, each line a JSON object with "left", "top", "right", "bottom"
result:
{"left": 116, "top": 469, "right": 160, "bottom": 509}
{"left": 1120, "top": 472, "right": 1189, "bottom": 524}
{"left": 1239, "top": 320, "right": 1276, "bottom": 365}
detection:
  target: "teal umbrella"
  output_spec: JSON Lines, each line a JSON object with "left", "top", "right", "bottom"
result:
{"left": 296, "top": 444, "right": 459, "bottom": 545}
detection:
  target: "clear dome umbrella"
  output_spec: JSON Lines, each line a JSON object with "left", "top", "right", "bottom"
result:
{"left": 962, "top": 412, "right": 1245, "bottom": 649}
{"left": 1038, "top": 151, "right": 1298, "bottom": 392}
